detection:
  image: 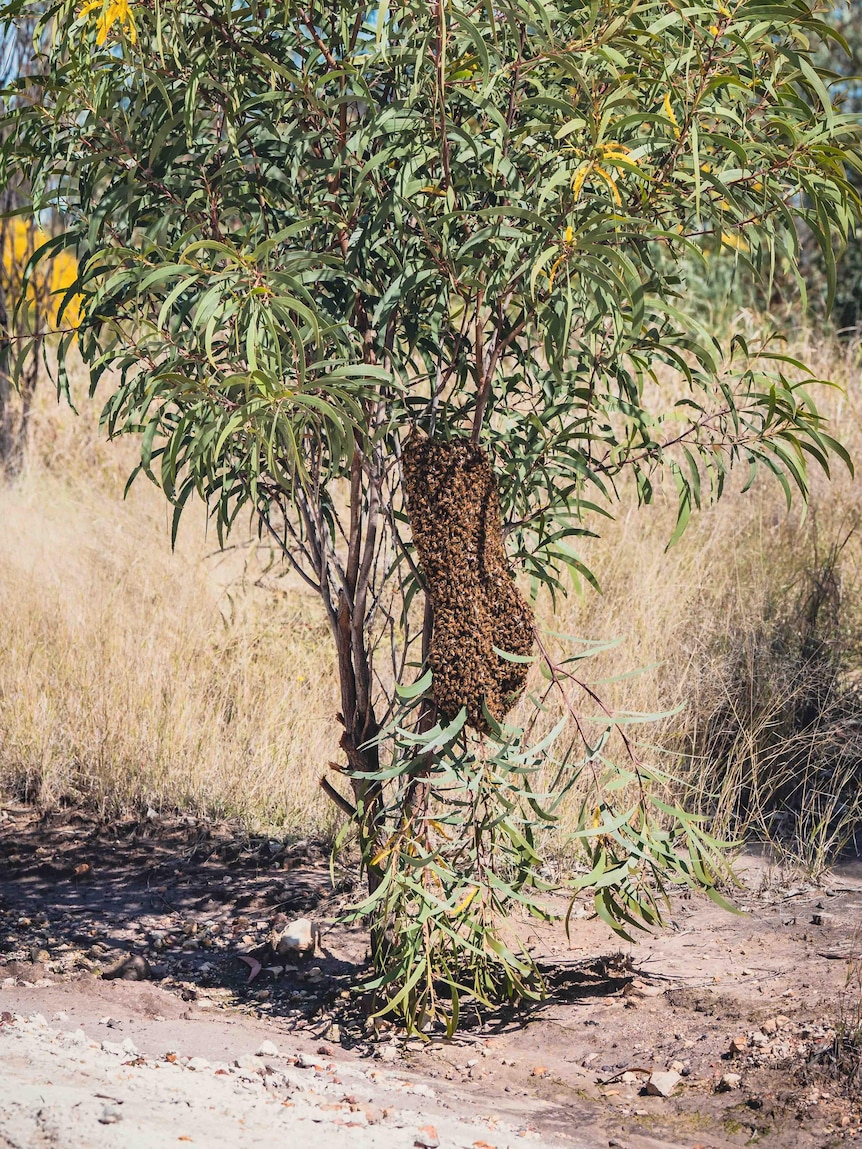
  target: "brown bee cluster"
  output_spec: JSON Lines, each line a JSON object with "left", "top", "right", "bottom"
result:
{"left": 401, "top": 431, "right": 534, "bottom": 732}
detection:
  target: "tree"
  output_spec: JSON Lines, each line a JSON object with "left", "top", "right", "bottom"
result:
{"left": 1, "top": 0, "right": 858, "bottom": 1031}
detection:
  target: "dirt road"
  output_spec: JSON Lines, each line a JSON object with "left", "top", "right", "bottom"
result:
{"left": 2, "top": 805, "right": 862, "bottom": 1148}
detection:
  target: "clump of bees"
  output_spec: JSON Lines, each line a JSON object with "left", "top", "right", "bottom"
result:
{"left": 402, "top": 431, "right": 534, "bottom": 733}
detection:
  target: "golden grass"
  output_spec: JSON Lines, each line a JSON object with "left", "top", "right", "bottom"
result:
{"left": 2, "top": 334, "right": 861, "bottom": 859}
{"left": 0, "top": 392, "right": 341, "bottom": 833}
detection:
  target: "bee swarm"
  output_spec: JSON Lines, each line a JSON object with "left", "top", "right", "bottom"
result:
{"left": 402, "top": 431, "right": 534, "bottom": 732}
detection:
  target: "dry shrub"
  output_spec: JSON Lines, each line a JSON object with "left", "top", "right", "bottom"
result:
{"left": 545, "top": 333, "right": 862, "bottom": 871}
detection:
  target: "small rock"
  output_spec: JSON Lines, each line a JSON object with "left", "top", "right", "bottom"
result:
{"left": 103, "top": 955, "right": 152, "bottom": 982}
{"left": 761, "top": 1018, "right": 778, "bottom": 1036}
{"left": 728, "top": 1035, "right": 748, "bottom": 1055}
{"left": 377, "top": 1044, "right": 398, "bottom": 1063}
{"left": 121, "top": 1037, "right": 138, "bottom": 1055}
{"left": 644, "top": 1070, "right": 680, "bottom": 1097}
{"left": 98, "top": 1105, "right": 122, "bottom": 1124}
{"left": 717, "top": 1072, "right": 742, "bottom": 1092}
{"left": 186, "top": 1057, "right": 211, "bottom": 1071}
{"left": 750, "top": 1031, "right": 768, "bottom": 1046}
{"left": 362, "top": 1104, "right": 385, "bottom": 1125}
{"left": 531, "top": 1065, "right": 549, "bottom": 1077}
{"left": 324, "top": 1023, "right": 342, "bottom": 1044}
{"left": 101, "top": 1040, "right": 125, "bottom": 1057}
{"left": 256, "top": 1040, "right": 279, "bottom": 1058}
{"left": 61, "top": 1028, "right": 88, "bottom": 1046}
{"left": 274, "top": 918, "right": 316, "bottom": 956}
{"left": 414, "top": 1125, "right": 440, "bottom": 1148}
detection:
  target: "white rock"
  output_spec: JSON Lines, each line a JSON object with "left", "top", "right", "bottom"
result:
{"left": 645, "top": 1070, "right": 681, "bottom": 1097}
{"left": 717, "top": 1072, "right": 742, "bottom": 1092}
{"left": 275, "top": 918, "right": 315, "bottom": 955}
{"left": 256, "top": 1040, "right": 280, "bottom": 1058}
{"left": 186, "top": 1056, "right": 211, "bottom": 1071}
{"left": 121, "top": 1037, "right": 138, "bottom": 1055}
{"left": 61, "top": 1028, "right": 88, "bottom": 1046}
{"left": 101, "top": 1040, "right": 125, "bottom": 1056}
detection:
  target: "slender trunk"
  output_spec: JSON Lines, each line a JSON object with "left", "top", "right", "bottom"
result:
{"left": 0, "top": 282, "right": 12, "bottom": 473}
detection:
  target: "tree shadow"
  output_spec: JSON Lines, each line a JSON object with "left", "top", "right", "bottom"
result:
{"left": 0, "top": 803, "right": 649, "bottom": 1044}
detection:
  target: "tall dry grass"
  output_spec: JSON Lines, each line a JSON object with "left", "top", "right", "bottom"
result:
{"left": 2, "top": 335, "right": 862, "bottom": 865}
{"left": 0, "top": 388, "right": 341, "bottom": 833}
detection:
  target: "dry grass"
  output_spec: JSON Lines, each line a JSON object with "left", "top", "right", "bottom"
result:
{"left": 2, "top": 334, "right": 862, "bottom": 863}
{"left": 0, "top": 391, "right": 341, "bottom": 834}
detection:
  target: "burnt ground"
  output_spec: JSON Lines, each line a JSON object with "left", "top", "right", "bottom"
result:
{"left": 2, "top": 801, "right": 862, "bottom": 1148}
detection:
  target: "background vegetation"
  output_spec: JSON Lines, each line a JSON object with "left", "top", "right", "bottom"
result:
{"left": 3, "top": 330, "right": 861, "bottom": 877}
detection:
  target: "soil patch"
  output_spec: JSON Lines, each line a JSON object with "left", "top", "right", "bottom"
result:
{"left": 2, "top": 803, "right": 862, "bottom": 1147}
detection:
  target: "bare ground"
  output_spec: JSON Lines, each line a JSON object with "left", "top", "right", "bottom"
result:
{"left": 2, "top": 803, "right": 862, "bottom": 1148}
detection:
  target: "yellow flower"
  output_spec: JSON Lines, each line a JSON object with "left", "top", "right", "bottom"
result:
{"left": 1, "top": 219, "right": 82, "bottom": 330}
{"left": 663, "top": 92, "right": 681, "bottom": 139}
{"left": 79, "top": 0, "right": 137, "bottom": 45}
{"left": 709, "top": 24, "right": 720, "bottom": 36}
{"left": 564, "top": 224, "right": 573, "bottom": 244}
{"left": 593, "top": 164, "right": 622, "bottom": 205}
{"left": 717, "top": 1, "right": 731, "bottom": 15}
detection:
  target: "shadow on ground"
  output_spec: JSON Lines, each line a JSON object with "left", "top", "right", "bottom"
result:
{"left": 0, "top": 804, "right": 642, "bottom": 1044}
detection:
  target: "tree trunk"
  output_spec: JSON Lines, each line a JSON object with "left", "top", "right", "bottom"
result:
{"left": 0, "top": 281, "right": 14, "bottom": 473}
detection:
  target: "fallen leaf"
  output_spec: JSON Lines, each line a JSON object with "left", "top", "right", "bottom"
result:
{"left": 237, "top": 954, "right": 262, "bottom": 983}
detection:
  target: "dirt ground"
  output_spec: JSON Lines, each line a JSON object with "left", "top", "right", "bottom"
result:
{"left": 2, "top": 803, "right": 862, "bottom": 1149}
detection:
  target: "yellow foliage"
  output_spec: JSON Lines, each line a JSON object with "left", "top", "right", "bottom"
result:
{"left": 1, "top": 218, "right": 81, "bottom": 330}
{"left": 663, "top": 92, "right": 681, "bottom": 139}
{"left": 79, "top": 0, "right": 137, "bottom": 46}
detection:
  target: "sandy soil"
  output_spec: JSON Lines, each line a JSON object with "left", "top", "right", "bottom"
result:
{"left": 2, "top": 804, "right": 862, "bottom": 1148}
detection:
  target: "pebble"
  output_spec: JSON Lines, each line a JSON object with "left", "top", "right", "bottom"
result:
{"left": 644, "top": 1070, "right": 680, "bottom": 1097}
{"left": 717, "top": 1072, "right": 742, "bottom": 1092}
{"left": 275, "top": 918, "right": 315, "bottom": 955}
{"left": 256, "top": 1040, "right": 279, "bottom": 1058}
{"left": 186, "top": 1057, "right": 211, "bottom": 1071}
{"left": 61, "top": 1029, "right": 89, "bottom": 1046}
{"left": 98, "top": 1105, "right": 122, "bottom": 1124}
{"left": 414, "top": 1125, "right": 440, "bottom": 1148}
